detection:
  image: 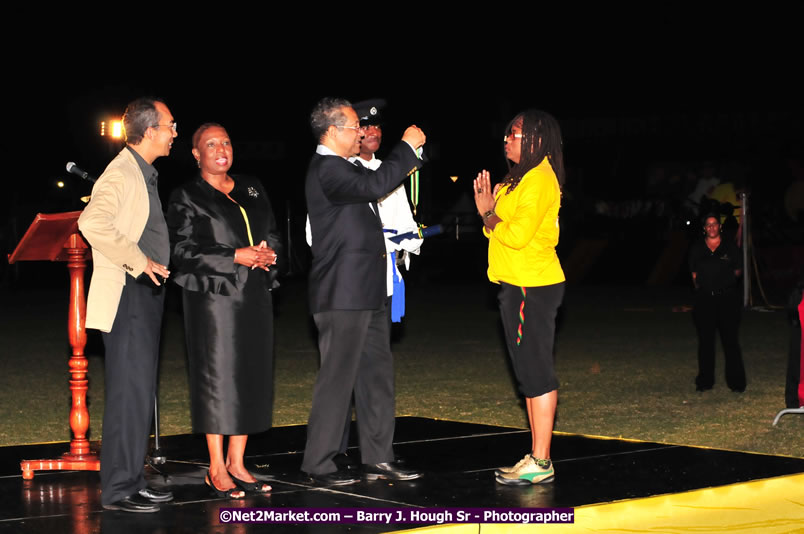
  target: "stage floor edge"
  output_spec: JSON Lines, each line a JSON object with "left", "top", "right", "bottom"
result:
{"left": 1, "top": 417, "right": 803, "bottom": 533}
{"left": 403, "top": 472, "right": 804, "bottom": 533}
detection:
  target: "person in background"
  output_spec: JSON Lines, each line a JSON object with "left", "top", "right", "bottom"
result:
{"left": 689, "top": 213, "right": 745, "bottom": 393}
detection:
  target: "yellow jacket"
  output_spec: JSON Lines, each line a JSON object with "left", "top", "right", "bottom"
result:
{"left": 484, "top": 159, "right": 565, "bottom": 287}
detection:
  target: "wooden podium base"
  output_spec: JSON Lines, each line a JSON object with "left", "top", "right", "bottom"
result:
{"left": 9, "top": 218, "right": 101, "bottom": 481}
{"left": 21, "top": 454, "right": 100, "bottom": 480}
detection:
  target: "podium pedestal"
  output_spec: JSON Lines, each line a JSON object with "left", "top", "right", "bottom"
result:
{"left": 9, "top": 212, "right": 100, "bottom": 479}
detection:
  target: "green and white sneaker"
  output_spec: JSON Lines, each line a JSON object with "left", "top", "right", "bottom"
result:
{"left": 495, "top": 457, "right": 555, "bottom": 485}
{"left": 494, "top": 453, "right": 534, "bottom": 477}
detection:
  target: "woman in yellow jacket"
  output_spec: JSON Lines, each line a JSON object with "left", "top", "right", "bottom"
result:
{"left": 474, "top": 109, "right": 565, "bottom": 486}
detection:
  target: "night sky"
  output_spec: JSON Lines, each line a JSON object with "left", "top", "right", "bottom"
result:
{"left": 7, "top": 35, "right": 803, "bottom": 264}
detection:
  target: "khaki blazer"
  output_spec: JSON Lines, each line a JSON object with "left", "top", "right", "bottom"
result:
{"left": 77, "top": 148, "right": 150, "bottom": 332}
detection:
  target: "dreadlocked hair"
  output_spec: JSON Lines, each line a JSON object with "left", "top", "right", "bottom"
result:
{"left": 501, "top": 109, "right": 565, "bottom": 194}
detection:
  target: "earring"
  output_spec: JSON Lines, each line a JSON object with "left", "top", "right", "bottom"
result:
{"left": 196, "top": 159, "right": 200, "bottom": 168}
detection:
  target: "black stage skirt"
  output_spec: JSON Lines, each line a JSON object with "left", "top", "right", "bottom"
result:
{"left": 183, "top": 270, "right": 273, "bottom": 435}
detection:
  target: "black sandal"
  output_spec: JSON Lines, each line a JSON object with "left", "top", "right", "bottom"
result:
{"left": 229, "top": 472, "right": 271, "bottom": 494}
{"left": 205, "top": 469, "right": 245, "bottom": 499}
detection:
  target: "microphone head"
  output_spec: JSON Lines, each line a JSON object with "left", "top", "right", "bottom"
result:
{"left": 65, "top": 161, "right": 96, "bottom": 183}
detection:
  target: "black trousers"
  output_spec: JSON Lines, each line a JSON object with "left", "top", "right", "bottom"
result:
{"left": 302, "top": 306, "right": 395, "bottom": 475}
{"left": 693, "top": 289, "right": 746, "bottom": 391}
{"left": 499, "top": 282, "right": 564, "bottom": 398}
{"left": 100, "top": 278, "right": 165, "bottom": 505}
{"left": 337, "top": 302, "right": 393, "bottom": 454}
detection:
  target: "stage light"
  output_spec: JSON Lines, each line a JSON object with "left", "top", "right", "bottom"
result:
{"left": 110, "top": 120, "right": 123, "bottom": 139}
{"left": 450, "top": 175, "right": 458, "bottom": 183}
{"left": 100, "top": 119, "right": 124, "bottom": 139}
{"left": 56, "top": 181, "right": 65, "bottom": 188}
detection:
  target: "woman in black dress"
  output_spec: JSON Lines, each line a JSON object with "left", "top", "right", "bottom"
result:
{"left": 167, "top": 123, "right": 281, "bottom": 497}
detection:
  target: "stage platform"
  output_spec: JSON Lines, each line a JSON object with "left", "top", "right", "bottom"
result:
{"left": 2, "top": 417, "right": 803, "bottom": 533}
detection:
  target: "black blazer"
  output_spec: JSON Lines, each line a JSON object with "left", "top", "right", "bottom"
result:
{"left": 167, "top": 175, "right": 283, "bottom": 295}
{"left": 306, "top": 142, "right": 421, "bottom": 313}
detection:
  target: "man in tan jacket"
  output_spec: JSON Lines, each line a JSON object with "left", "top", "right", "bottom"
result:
{"left": 78, "top": 98, "right": 175, "bottom": 513}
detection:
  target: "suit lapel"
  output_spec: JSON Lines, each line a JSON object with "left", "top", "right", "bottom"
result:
{"left": 370, "top": 200, "right": 382, "bottom": 225}
{"left": 352, "top": 159, "right": 383, "bottom": 225}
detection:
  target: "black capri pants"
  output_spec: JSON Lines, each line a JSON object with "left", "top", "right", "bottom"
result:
{"left": 498, "top": 281, "right": 564, "bottom": 398}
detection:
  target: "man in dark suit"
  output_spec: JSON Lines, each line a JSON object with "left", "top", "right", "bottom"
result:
{"left": 78, "top": 98, "right": 176, "bottom": 512}
{"left": 302, "top": 97, "right": 426, "bottom": 485}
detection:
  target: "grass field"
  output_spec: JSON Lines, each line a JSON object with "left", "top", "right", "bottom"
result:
{"left": 1, "top": 275, "right": 801, "bottom": 458}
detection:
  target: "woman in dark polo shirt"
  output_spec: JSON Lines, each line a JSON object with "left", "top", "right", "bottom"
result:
{"left": 689, "top": 213, "right": 746, "bottom": 392}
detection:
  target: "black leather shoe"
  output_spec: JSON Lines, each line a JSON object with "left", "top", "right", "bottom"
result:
{"left": 363, "top": 462, "right": 422, "bottom": 481}
{"left": 333, "top": 452, "right": 359, "bottom": 470}
{"left": 102, "top": 495, "right": 160, "bottom": 513}
{"left": 138, "top": 486, "right": 174, "bottom": 503}
{"left": 306, "top": 471, "right": 360, "bottom": 486}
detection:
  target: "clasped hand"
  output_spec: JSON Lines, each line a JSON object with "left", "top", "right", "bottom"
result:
{"left": 473, "top": 170, "right": 498, "bottom": 215}
{"left": 234, "top": 241, "right": 277, "bottom": 271}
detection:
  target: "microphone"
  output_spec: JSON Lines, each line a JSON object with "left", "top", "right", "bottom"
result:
{"left": 66, "top": 162, "right": 97, "bottom": 184}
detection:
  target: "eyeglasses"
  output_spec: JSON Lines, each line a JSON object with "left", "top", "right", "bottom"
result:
{"left": 503, "top": 133, "right": 522, "bottom": 143}
{"left": 704, "top": 223, "right": 720, "bottom": 228}
{"left": 337, "top": 124, "right": 362, "bottom": 132}
{"left": 152, "top": 122, "right": 178, "bottom": 133}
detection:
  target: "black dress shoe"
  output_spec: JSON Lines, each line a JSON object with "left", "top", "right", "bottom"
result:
{"left": 333, "top": 452, "right": 359, "bottom": 470}
{"left": 363, "top": 462, "right": 422, "bottom": 481}
{"left": 138, "top": 486, "right": 174, "bottom": 503}
{"left": 102, "top": 495, "right": 160, "bottom": 513}
{"left": 306, "top": 470, "right": 360, "bottom": 486}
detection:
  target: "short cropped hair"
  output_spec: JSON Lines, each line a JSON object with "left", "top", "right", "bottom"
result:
{"left": 123, "top": 98, "right": 163, "bottom": 145}
{"left": 192, "top": 122, "right": 227, "bottom": 149}
{"left": 702, "top": 213, "right": 720, "bottom": 226}
{"left": 310, "top": 97, "right": 352, "bottom": 142}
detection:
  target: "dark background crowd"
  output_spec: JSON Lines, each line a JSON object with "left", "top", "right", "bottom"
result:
{"left": 4, "top": 92, "right": 802, "bottom": 297}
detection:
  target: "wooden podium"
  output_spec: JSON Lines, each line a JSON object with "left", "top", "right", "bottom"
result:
{"left": 8, "top": 211, "right": 101, "bottom": 479}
